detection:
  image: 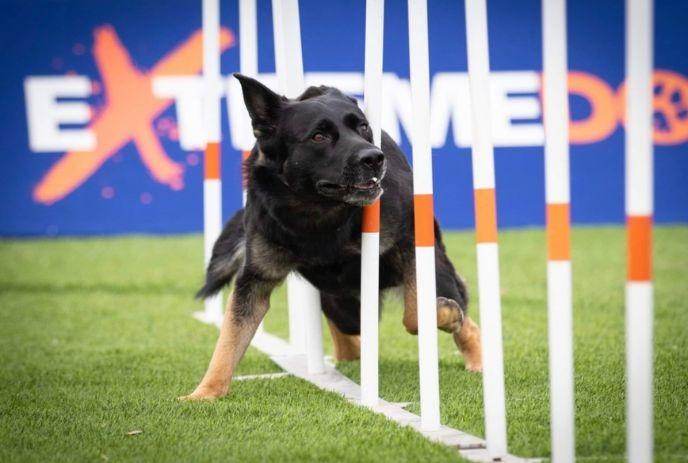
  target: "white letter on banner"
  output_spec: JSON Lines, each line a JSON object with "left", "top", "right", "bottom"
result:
{"left": 381, "top": 73, "right": 413, "bottom": 145}
{"left": 489, "top": 71, "right": 544, "bottom": 147}
{"left": 430, "top": 72, "right": 472, "bottom": 148}
{"left": 24, "top": 76, "right": 95, "bottom": 152}
{"left": 153, "top": 76, "right": 206, "bottom": 151}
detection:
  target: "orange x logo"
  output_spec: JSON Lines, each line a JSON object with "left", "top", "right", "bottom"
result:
{"left": 33, "top": 25, "right": 234, "bottom": 205}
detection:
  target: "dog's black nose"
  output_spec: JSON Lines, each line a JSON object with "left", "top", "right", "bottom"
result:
{"left": 357, "top": 148, "right": 385, "bottom": 170}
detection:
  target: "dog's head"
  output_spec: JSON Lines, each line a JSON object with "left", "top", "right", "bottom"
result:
{"left": 235, "top": 74, "right": 386, "bottom": 207}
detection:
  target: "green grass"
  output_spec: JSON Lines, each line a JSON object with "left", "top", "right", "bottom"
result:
{"left": 0, "top": 227, "right": 686, "bottom": 462}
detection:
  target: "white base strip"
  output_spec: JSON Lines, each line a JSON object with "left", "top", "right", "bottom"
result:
{"left": 190, "top": 310, "right": 536, "bottom": 460}
{"left": 234, "top": 372, "right": 291, "bottom": 381}
{"left": 248, "top": 330, "right": 539, "bottom": 463}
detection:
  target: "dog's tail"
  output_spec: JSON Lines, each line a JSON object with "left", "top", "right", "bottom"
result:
{"left": 195, "top": 209, "right": 246, "bottom": 300}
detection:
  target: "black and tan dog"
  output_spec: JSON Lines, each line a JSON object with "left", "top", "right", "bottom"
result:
{"left": 180, "top": 74, "right": 481, "bottom": 400}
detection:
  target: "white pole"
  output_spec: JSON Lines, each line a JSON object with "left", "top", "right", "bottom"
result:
{"left": 360, "top": 0, "right": 384, "bottom": 408}
{"left": 272, "top": 0, "right": 325, "bottom": 374}
{"left": 198, "top": 0, "right": 224, "bottom": 327}
{"left": 625, "top": 0, "right": 654, "bottom": 462}
{"left": 239, "top": 0, "right": 264, "bottom": 333}
{"left": 407, "top": 0, "right": 440, "bottom": 432}
{"left": 464, "top": 0, "right": 508, "bottom": 458}
{"left": 286, "top": 273, "right": 307, "bottom": 352}
{"left": 272, "top": 0, "right": 304, "bottom": 98}
{"left": 542, "top": 0, "right": 575, "bottom": 461}
{"left": 240, "top": 0, "right": 258, "bottom": 81}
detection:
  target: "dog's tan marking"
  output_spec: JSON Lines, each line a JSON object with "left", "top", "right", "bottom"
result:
{"left": 179, "top": 292, "right": 269, "bottom": 400}
{"left": 402, "top": 272, "right": 419, "bottom": 335}
{"left": 250, "top": 234, "right": 294, "bottom": 280}
{"left": 326, "top": 319, "right": 360, "bottom": 361}
{"left": 453, "top": 316, "right": 482, "bottom": 372}
{"left": 256, "top": 149, "right": 267, "bottom": 164}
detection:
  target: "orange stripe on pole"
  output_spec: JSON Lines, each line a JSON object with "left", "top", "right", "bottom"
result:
{"left": 362, "top": 199, "right": 381, "bottom": 233}
{"left": 241, "top": 150, "right": 250, "bottom": 189}
{"left": 474, "top": 188, "right": 498, "bottom": 243}
{"left": 546, "top": 203, "right": 571, "bottom": 261}
{"left": 204, "top": 142, "right": 220, "bottom": 180}
{"left": 414, "top": 194, "right": 435, "bottom": 247}
{"left": 627, "top": 215, "right": 652, "bottom": 281}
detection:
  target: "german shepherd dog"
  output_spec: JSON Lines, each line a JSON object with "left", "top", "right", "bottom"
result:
{"left": 180, "top": 75, "right": 482, "bottom": 400}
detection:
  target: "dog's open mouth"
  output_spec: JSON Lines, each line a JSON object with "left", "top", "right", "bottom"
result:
{"left": 352, "top": 179, "right": 378, "bottom": 190}
{"left": 316, "top": 177, "right": 383, "bottom": 204}
{"left": 317, "top": 177, "right": 381, "bottom": 192}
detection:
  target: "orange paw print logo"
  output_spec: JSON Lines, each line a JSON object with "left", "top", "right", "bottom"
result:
{"left": 617, "top": 70, "right": 688, "bottom": 145}
{"left": 651, "top": 70, "right": 688, "bottom": 144}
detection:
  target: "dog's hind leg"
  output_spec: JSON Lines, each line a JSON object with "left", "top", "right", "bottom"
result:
{"left": 321, "top": 293, "right": 361, "bottom": 361}
{"left": 453, "top": 314, "right": 482, "bottom": 372}
{"left": 402, "top": 250, "right": 482, "bottom": 372}
{"left": 326, "top": 319, "right": 361, "bottom": 361}
{"left": 179, "top": 270, "right": 279, "bottom": 400}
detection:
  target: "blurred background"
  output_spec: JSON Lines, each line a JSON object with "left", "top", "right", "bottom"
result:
{"left": 2, "top": 0, "right": 686, "bottom": 236}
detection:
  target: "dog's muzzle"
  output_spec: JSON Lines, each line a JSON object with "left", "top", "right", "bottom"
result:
{"left": 316, "top": 174, "right": 384, "bottom": 206}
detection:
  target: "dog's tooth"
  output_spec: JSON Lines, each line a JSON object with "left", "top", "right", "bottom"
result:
{"left": 372, "top": 177, "right": 378, "bottom": 182}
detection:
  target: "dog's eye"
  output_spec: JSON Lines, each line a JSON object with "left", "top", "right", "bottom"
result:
{"left": 359, "top": 123, "right": 370, "bottom": 133}
{"left": 311, "top": 132, "right": 328, "bottom": 143}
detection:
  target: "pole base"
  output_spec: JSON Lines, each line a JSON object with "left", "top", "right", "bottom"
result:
{"left": 193, "top": 309, "right": 223, "bottom": 328}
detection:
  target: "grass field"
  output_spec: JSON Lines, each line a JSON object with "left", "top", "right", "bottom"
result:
{"left": 0, "top": 227, "right": 686, "bottom": 462}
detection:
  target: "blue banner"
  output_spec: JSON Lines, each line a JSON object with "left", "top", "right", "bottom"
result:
{"left": 1, "top": 0, "right": 686, "bottom": 236}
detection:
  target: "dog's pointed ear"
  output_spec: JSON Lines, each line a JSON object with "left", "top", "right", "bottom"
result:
{"left": 234, "top": 73, "right": 283, "bottom": 137}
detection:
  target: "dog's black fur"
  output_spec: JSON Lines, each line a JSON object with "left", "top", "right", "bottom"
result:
{"left": 197, "top": 74, "right": 468, "bottom": 336}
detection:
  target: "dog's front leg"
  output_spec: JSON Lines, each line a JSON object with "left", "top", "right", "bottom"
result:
{"left": 179, "top": 271, "right": 276, "bottom": 400}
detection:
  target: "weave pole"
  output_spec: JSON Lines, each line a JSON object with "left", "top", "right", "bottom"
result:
{"left": 239, "top": 0, "right": 265, "bottom": 334}
{"left": 407, "top": 0, "right": 441, "bottom": 432}
{"left": 239, "top": 0, "right": 257, "bottom": 209}
{"left": 272, "top": 0, "right": 325, "bottom": 374}
{"left": 625, "top": 0, "right": 654, "bottom": 461}
{"left": 360, "top": 0, "right": 384, "bottom": 408}
{"left": 197, "top": 0, "right": 224, "bottom": 326}
{"left": 542, "top": 0, "right": 576, "bottom": 461}
{"left": 464, "top": 0, "right": 508, "bottom": 458}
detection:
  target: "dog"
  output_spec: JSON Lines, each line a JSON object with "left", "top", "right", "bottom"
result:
{"left": 180, "top": 74, "right": 482, "bottom": 400}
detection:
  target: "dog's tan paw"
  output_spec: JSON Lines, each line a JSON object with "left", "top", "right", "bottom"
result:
{"left": 464, "top": 359, "right": 482, "bottom": 373}
{"left": 436, "top": 296, "right": 464, "bottom": 333}
{"left": 177, "top": 385, "right": 227, "bottom": 401}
